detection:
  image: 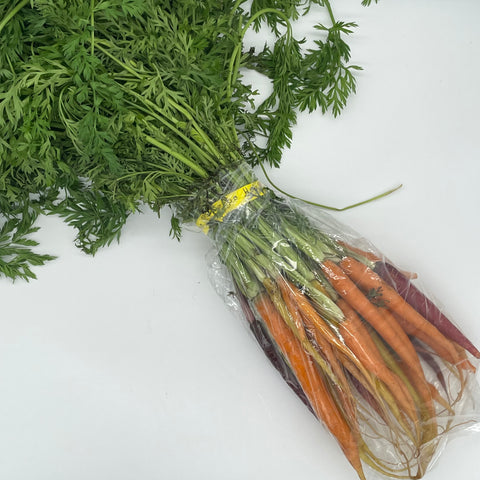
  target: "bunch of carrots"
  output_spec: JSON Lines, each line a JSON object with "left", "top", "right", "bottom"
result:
{"left": 205, "top": 166, "right": 480, "bottom": 480}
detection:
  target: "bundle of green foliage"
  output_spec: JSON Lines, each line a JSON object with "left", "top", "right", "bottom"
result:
{"left": 0, "top": 0, "right": 364, "bottom": 280}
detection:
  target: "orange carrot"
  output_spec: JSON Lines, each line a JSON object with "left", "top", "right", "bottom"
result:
{"left": 374, "top": 262, "right": 477, "bottom": 356}
{"left": 338, "top": 242, "right": 418, "bottom": 279}
{"left": 279, "top": 276, "right": 361, "bottom": 363}
{"left": 278, "top": 277, "right": 357, "bottom": 422}
{"left": 336, "top": 299, "right": 418, "bottom": 423}
{"left": 279, "top": 275, "right": 424, "bottom": 440}
{"left": 396, "top": 313, "right": 475, "bottom": 374}
{"left": 321, "top": 260, "right": 428, "bottom": 384}
{"left": 254, "top": 293, "right": 365, "bottom": 479}
{"left": 340, "top": 256, "right": 461, "bottom": 367}
{"left": 379, "top": 308, "right": 436, "bottom": 419}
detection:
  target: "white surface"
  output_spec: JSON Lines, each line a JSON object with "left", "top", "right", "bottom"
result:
{"left": 1, "top": 1, "right": 480, "bottom": 479}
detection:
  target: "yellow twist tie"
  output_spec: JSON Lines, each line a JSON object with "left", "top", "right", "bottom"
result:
{"left": 196, "top": 181, "right": 264, "bottom": 234}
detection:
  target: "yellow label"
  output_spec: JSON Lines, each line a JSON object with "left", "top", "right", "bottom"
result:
{"left": 196, "top": 181, "right": 264, "bottom": 234}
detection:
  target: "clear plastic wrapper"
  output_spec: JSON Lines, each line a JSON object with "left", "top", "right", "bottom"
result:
{"left": 186, "top": 163, "right": 480, "bottom": 480}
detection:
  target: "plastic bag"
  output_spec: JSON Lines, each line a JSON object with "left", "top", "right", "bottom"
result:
{"left": 188, "top": 163, "right": 480, "bottom": 480}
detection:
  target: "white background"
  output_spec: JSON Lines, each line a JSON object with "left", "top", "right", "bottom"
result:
{"left": 1, "top": 1, "right": 480, "bottom": 479}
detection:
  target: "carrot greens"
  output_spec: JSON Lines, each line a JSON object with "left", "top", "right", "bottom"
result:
{"left": 1, "top": 2, "right": 479, "bottom": 480}
{"left": 0, "top": 0, "right": 359, "bottom": 276}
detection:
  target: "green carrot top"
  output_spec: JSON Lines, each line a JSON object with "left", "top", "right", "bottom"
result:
{"left": 0, "top": 0, "right": 362, "bottom": 279}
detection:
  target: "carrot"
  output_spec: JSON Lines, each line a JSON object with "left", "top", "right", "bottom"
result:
{"left": 279, "top": 275, "right": 405, "bottom": 411}
{"left": 235, "top": 284, "right": 314, "bottom": 412}
{"left": 379, "top": 308, "right": 436, "bottom": 419}
{"left": 374, "top": 261, "right": 480, "bottom": 359}
{"left": 335, "top": 299, "right": 419, "bottom": 423}
{"left": 321, "top": 260, "right": 429, "bottom": 391}
{"left": 394, "top": 310, "right": 474, "bottom": 374}
{"left": 278, "top": 275, "right": 362, "bottom": 363}
{"left": 278, "top": 277, "right": 357, "bottom": 422}
{"left": 338, "top": 242, "right": 418, "bottom": 279}
{"left": 339, "top": 351, "right": 420, "bottom": 447}
{"left": 254, "top": 293, "right": 366, "bottom": 480}
{"left": 250, "top": 318, "right": 314, "bottom": 412}
{"left": 262, "top": 278, "right": 341, "bottom": 386}
{"left": 340, "top": 257, "right": 462, "bottom": 367}
{"left": 279, "top": 274, "right": 424, "bottom": 442}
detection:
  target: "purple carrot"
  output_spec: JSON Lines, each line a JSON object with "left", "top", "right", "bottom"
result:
{"left": 374, "top": 261, "right": 480, "bottom": 359}
{"left": 234, "top": 285, "right": 314, "bottom": 414}
{"left": 249, "top": 320, "right": 314, "bottom": 414}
